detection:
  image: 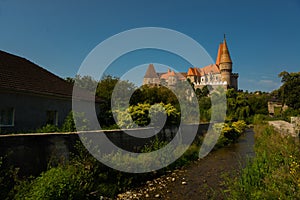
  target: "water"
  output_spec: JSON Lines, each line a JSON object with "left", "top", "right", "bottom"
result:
{"left": 117, "top": 129, "right": 256, "bottom": 199}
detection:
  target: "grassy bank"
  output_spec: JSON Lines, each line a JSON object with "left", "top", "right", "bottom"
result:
{"left": 226, "top": 124, "right": 300, "bottom": 199}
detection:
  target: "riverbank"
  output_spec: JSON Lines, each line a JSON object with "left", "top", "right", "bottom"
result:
{"left": 227, "top": 124, "right": 300, "bottom": 199}
{"left": 116, "top": 129, "right": 255, "bottom": 199}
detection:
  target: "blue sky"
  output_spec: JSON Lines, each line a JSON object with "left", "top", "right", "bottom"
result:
{"left": 0, "top": 0, "right": 300, "bottom": 92}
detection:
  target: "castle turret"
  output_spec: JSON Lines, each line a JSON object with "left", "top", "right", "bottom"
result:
{"left": 218, "top": 35, "right": 232, "bottom": 87}
{"left": 143, "top": 64, "right": 160, "bottom": 85}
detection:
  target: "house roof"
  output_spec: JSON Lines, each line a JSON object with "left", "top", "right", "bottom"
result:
{"left": 159, "top": 69, "right": 185, "bottom": 80}
{"left": 201, "top": 64, "right": 220, "bottom": 74}
{"left": 0, "top": 50, "right": 98, "bottom": 101}
{"left": 187, "top": 65, "right": 220, "bottom": 77}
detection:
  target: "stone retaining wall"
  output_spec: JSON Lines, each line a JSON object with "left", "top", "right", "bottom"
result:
{"left": 0, "top": 123, "right": 209, "bottom": 176}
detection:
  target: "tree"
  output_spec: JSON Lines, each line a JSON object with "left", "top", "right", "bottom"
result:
{"left": 96, "top": 75, "right": 136, "bottom": 128}
{"left": 278, "top": 71, "right": 300, "bottom": 110}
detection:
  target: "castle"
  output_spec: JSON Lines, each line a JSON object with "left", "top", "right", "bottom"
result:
{"left": 143, "top": 36, "right": 238, "bottom": 90}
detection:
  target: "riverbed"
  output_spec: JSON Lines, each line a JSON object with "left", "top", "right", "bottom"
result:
{"left": 116, "top": 129, "right": 255, "bottom": 200}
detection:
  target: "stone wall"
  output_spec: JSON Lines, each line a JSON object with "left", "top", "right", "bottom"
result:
{"left": 0, "top": 123, "right": 209, "bottom": 176}
{"left": 267, "top": 101, "right": 288, "bottom": 116}
{"left": 291, "top": 117, "right": 300, "bottom": 136}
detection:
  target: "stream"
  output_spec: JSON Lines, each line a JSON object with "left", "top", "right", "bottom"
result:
{"left": 117, "top": 129, "right": 255, "bottom": 200}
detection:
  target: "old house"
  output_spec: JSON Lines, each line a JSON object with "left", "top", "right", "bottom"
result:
{"left": 0, "top": 50, "right": 99, "bottom": 133}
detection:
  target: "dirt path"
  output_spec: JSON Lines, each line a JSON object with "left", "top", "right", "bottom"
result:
{"left": 116, "top": 129, "right": 255, "bottom": 200}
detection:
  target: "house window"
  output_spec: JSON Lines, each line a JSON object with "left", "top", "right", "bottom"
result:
{"left": 0, "top": 107, "right": 15, "bottom": 127}
{"left": 46, "top": 110, "right": 58, "bottom": 125}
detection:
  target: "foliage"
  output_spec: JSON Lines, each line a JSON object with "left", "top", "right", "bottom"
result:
{"left": 198, "top": 96, "right": 211, "bottom": 122}
{"left": 226, "top": 88, "right": 270, "bottom": 123}
{"left": 130, "top": 85, "right": 179, "bottom": 108}
{"left": 227, "top": 124, "right": 300, "bottom": 199}
{"left": 62, "top": 111, "right": 90, "bottom": 132}
{"left": 210, "top": 87, "right": 227, "bottom": 122}
{"left": 213, "top": 120, "right": 247, "bottom": 148}
{"left": 14, "top": 165, "right": 91, "bottom": 200}
{"left": 278, "top": 71, "right": 300, "bottom": 110}
{"left": 36, "top": 111, "right": 89, "bottom": 133}
{"left": 66, "top": 75, "right": 98, "bottom": 93}
{"left": 11, "top": 134, "right": 204, "bottom": 199}
{"left": 96, "top": 75, "right": 136, "bottom": 128}
{"left": 36, "top": 124, "right": 59, "bottom": 133}
{"left": 0, "top": 155, "right": 18, "bottom": 200}
{"left": 114, "top": 102, "right": 180, "bottom": 129}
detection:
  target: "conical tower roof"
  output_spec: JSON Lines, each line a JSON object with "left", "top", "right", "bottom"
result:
{"left": 216, "top": 43, "right": 223, "bottom": 66}
{"left": 144, "top": 64, "right": 159, "bottom": 78}
{"left": 220, "top": 36, "right": 232, "bottom": 64}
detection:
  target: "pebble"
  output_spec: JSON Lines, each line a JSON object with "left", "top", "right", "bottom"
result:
{"left": 171, "top": 177, "right": 176, "bottom": 182}
{"left": 155, "top": 194, "right": 160, "bottom": 198}
{"left": 181, "top": 181, "right": 187, "bottom": 185}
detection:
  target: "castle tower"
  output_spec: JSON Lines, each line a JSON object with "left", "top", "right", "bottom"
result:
{"left": 143, "top": 64, "right": 160, "bottom": 85}
{"left": 218, "top": 35, "right": 232, "bottom": 87}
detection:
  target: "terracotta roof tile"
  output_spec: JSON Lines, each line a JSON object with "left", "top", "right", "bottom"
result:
{"left": 187, "top": 68, "right": 195, "bottom": 76}
{"left": 201, "top": 64, "right": 220, "bottom": 74}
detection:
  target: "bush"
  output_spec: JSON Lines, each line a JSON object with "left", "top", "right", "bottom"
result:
{"left": 14, "top": 165, "right": 91, "bottom": 200}
{"left": 0, "top": 155, "right": 18, "bottom": 200}
{"left": 252, "top": 114, "right": 267, "bottom": 125}
{"left": 36, "top": 124, "right": 59, "bottom": 133}
{"left": 62, "top": 111, "right": 90, "bottom": 132}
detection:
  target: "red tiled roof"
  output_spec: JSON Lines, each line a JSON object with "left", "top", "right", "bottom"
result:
{"left": 0, "top": 50, "right": 98, "bottom": 101}
{"left": 187, "top": 67, "right": 203, "bottom": 76}
{"left": 187, "top": 68, "right": 195, "bottom": 76}
{"left": 201, "top": 64, "right": 220, "bottom": 74}
{"left": 159, "top": 69, "right": 185, "bottom": 80}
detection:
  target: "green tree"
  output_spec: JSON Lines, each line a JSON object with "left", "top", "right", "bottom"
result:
{"left": 96, "top": 75, "right": 136, "bottom": 128}
{"left": 278, "top": 71, "right": 300, "bottom": 110}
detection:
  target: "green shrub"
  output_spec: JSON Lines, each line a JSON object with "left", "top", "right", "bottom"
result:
{"left": 62, "top": 111, "right": 90, "bottom": 132}
{"left": 14, "top": 165, "right": 90, "bottom": 200}
{"left": 0, "top": 156, "right": 18, "bottom": 200}
{"left": 252, "top": 114, "right": 267, "bottom": 125}
{"left": 36, "top": 124, "right": 59, "bottom": 133}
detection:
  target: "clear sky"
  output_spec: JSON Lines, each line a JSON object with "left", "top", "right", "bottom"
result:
{"left": 1, "top": 0, "right": 300, "bottom": 92}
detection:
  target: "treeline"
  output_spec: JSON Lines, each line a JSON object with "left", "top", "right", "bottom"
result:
{"left": 270, "top": 71, "right": 300, "bottom": 119}
{"left": 64, "top": 75, "right": 271, "bottom": 130}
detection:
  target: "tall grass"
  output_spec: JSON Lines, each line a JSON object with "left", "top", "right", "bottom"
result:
{"left": 226, "top": 124, "right": 300, "bottom": 199}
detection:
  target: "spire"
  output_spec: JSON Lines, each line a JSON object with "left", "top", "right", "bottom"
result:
{"left": 220, "top": 36, "right": 232, "bottom": 64}
{"left": 216, "top": 43, "right": 223, "bottom": 65}
{"left": 144, "top": 64, "right": 159, "bottom": 78}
